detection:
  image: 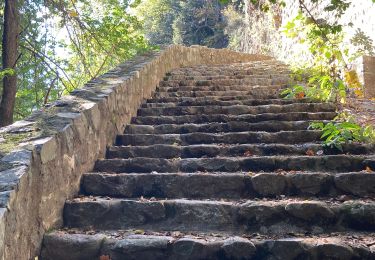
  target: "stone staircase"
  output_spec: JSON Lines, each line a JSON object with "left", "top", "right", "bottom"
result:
{"left": 41, "top": 60, "right": 375, "bottom": 260}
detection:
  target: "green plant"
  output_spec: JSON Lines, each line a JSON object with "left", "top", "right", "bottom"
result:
{"left": 309, "top": 120, "right": 375, "bottom": 151}
{"left": 281, "top": 0, "right": 374, "bottom": 103}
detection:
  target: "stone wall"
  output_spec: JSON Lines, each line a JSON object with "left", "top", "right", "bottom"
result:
{"left": 363, "top": 56, "right": 375, "bottom": 98}
{"left": 0, "top": 45, "right": 271, "bottom": 260}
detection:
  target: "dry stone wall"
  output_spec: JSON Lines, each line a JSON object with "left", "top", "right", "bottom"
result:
{"left": 0, "top": 45, "right": 271, "bottom": 260}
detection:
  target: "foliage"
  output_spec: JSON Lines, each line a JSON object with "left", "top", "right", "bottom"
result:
{"left": 135, "top": 0, "right": 178, "bottom": 45}
{"left": 281, "top": 71, "right": 346, "bottom": 102}
{"left": 281, "top": 3, "right": 374, "bottom": 103}
{"left": 0, "top": 69, "right": 15, "bottom": 81}
{"left": 310, "top": 117, "right": 375, "bottom": 151}
{"left": 0, "top": 0, "right": 150, "bottom": 121}
{"left": 135, "top": 0, "right": 229, "bottom": 48}
{"left": 280, "top": 0, "right": 375, "bottom": 148}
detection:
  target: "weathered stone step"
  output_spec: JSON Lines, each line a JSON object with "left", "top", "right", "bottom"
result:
{"left": 82, "top": 171, "right": 375, "bottom": 199}
{"left": 164, "top": 73, "right": 288, "bottom": 81}
{"left": 125, "top": 121, "right": 319, "bottom": 134}
{"left": 142, "top": 98, "right": 320, "bottom": 108}
{"left": 94, "top": 155, "right": 373, "bottom": 173}
{"left": 137, "top": 103, "right": 335, "bottom": 117}
{"left": 169, "top": 67, "right": 289, "bottom": 76}
{"left": 63, "top": 197, "right": 375, "bottom": 234}
{"left": 157, "top": 84, "right": 285, "bottom": 93}
{"left": 107, "top": 143, "right": 375, "bottom": 159}
{"left": 41, "top": 231, "right": 375, "bottom": 260}
{"left": 146, "top": 95, "right": 317, "bottom": 104}
{"left": 168, "top": 69, "right": 289, "bottom": 76}
{"left": 116, "top": 131, "right": 322, "bottom": 146}
{"left": 160, "top": 75, "right": 287, "bottom": 82}
{"left": 153, "top": 88, "right": 282, "bottom": 99}
{"left": 132, "top": 112, "right": 337, "bottom": 125}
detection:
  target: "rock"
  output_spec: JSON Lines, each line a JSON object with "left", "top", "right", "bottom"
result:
{"left": 221, "top": 237, "right": 256, "bottom": 259}
{"left": 340, "top": 201, "right": 375, "bottom": 229}
{"left": 334, "top": 173, "right": 375, "bottom": 196}
{"left": 309, "top": 243, "right": 354, "bottom": 260}
{"left": 102, "top": 236, "right": 171, "bottom": 260}
{"left": 171, "top": 238, "right": 207, "bottom": 259}
{"left": 258, "top": 239, "right": 309, "bottom": 260}
{"left": 252, "top": 173, "right": 286, "bottom": 196}
{"left": 285, "top": 201, "right": 335, "bottom": 223}
{"left": 289, "top": 173, "right": 332, "bottom": 195}
{"left": 1, "top": 149, "right": 32, "bottom": 166}
{"left": 40, "top": 233, "right": 105, "bottom": 260}
{"left": 238, "top": 201, "right": 284, "bottom": 226}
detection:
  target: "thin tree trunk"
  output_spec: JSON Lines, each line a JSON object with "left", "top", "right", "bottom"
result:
{"left": 0, "top": 0, "right": 19, "bottom": 127}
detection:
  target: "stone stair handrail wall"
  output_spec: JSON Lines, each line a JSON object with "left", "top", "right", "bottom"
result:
{"left": 0, "top": 45, "right": 272, "bottom": 260}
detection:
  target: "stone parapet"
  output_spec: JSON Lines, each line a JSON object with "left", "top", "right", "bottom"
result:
{"left": 0, "top": 45, "right": 271, "bottom": 260}
{"left": 363, "top": 55, "right": 375, "bottom": 98}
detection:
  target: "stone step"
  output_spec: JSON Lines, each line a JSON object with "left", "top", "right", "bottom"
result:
{"left": 142, "top": 98, "right": 320, "bottom": 108}
{"left": 159, "top": 78, "right": 288, "bottom": 87}
{"left": 94, "top": 155, "right": 373, "bottom": 173}
{"left": 164, "top": 73, "right": 289, "bottom": 81}
{"left": 63, "top": 197, "right": 375, "bottom": 234}
{"left": 167, "top": 70, "right": 289, "bottom": 76}
{"left": 82, "top": 171, "right": 375, "bottom": 199}
{"left": 153, "top": 88, "right": 283, "bottom": 99}
{"left": 107, "top": 143, "right": 375, "bottom": 159}
{"left": 169, "top": 67, "right": 289, "bottom": 76}
{"left": 146, "top": 96, "right": 314, "bottom": 105}
{"left": 115, "top": 131, "right": 322, "bottom": 146}
{"left": 157, "top": 84, "right": 286, "bottom": 93}
{"left": 131, "top": 112, "right": 337, "bottom": 125}
{"left": 137, "top": 103, "right": 335, "bottom": 117}
{"left": 125, "top": 121, "right": 321, "bottom": 134}
{"left": 41, "top": 231, "right": 375, "bottom": 260}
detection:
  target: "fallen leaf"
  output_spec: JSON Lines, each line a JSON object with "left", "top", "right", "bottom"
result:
{"left": 100, "top": 255, "right": 110, "bottom": 260}
{"left": 295, "top": 92, "right": 305, "bottom": 99}
{"left": 365, "top": 166, "right": 374, "bottom": 173}
{"left": 305, "top": 149, "right": 315, "bottom": 156}
{"left": 244, "top": 150, "right": 253, "bottom": 157}
{"left": 134, "top": 229, "right": 144, "bottom": 234}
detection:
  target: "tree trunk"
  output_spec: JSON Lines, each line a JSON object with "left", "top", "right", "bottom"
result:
{"left": 0, "top": 0, "right": 19, "bottom": 127}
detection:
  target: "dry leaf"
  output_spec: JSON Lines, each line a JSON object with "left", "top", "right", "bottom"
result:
{"left": 295, "top": 92, "right": 305, "bottom": 99}
{"left": 100, "top": 255, "right": 110, "bottom": 260}
{"left": 243, "top": 150, "right": 253, "bottom": 157}
{"left": 305, "top": 149, "right": 315, "bottom": 156}
{"left": 134, "top": 229, "right": 145, "bottom": 234}
{"left": 365, "top": 166, "right": 374, "bottom": 173}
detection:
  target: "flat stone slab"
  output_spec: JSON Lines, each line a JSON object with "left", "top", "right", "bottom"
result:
{"left": 82, "top": 171, "right": 375, "bottom": 199}
{"left": 109, "top": 142, "right": 375, "bottom": 159}
{"left": 41, "top": 231, "right": 375, "bottom": 260}
{"left": 132, "top": 112, "right": 337, "bottom": 125}
{"left": 63, "top": 197, "right": 375, "bottom": 234}
{"left": 125, "top": 120, "right": 317, "bottom": 134}
{"left": 94, "top": 155, "right": 370, "bottom": 173}
{"left": 137, "top": 103, "right": 335, "bottom": 116}
{"left": 116, "top": 130, "right": 322, "bottom": 146}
